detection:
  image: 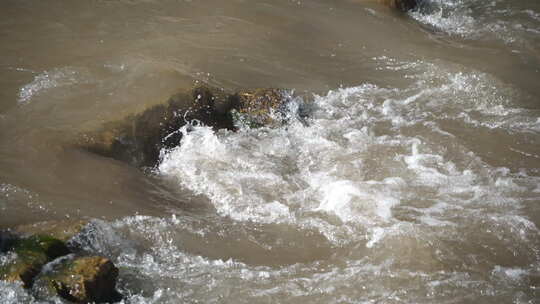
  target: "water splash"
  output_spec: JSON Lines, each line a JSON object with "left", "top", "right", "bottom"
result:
{"left": 18, "top": 67, "right": 90, "bottom": 104}
{"left": 411, "top": 0, "right": 540, "bottom": 47}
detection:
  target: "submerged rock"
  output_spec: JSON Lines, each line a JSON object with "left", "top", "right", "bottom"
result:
{"left": 40, "top": 256, "right": 121, "bottom": 303}
{"left": 378, "top": 0, "right": 419, "bottom": 11}
{"left": 1, "top": 227, "right": 122, "bottom": 303}
{"left": 13, "top": 220, "right": 88, "bottom": 242}
{"left": 80, "top": 85, "right": 295, "bottom": 167}
{"left": 80, "top": 85, "right": 233, "bottom": 167}
{"left": 0, "top": 231, "right": 16, "bottom": 253}
{"left": 0, "top": 235, "right": 70, "bottom": 288}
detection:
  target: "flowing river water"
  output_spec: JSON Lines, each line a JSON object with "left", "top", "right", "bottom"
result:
{"left": 1, "top": 0, "right": 540, "bottom": 303}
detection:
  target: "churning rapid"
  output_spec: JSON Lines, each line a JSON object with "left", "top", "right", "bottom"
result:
{"left": 1, "top": 0, "right": 539, "bottom": 303}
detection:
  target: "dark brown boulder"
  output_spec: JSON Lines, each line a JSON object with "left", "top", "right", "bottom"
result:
{"left": 80, "top": 85, "right": 235, "bottom": 167}
{"left": 379, "top": 0, "right": 419, "bottom": 11}
{"left": 79, "top": 85, "right": 293, "bottom": 167}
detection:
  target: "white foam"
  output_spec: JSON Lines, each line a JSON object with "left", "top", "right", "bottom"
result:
{"left": 366, "top": 227, "right": 386, "bottom": 248}
{"left": 0, "top": 281, "right": 37, "bottom": 304}
{"left": 411, "top": 0, "right": 540, "bottom": 47}
{"left": 0, "top": 252, "right": 18, "bottom": 266}
{"left": 158, "top": 57, "right": 540, "bottom": 247}
{"left": 492, "top": 266, "right": 529, "bottom": 281}
{"left": 411, "top": 4, "right": 477, "bottom": 37}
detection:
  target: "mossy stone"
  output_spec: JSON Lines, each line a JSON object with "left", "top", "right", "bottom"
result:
{"left": 44, "top": 256, "right": 121, "bottom": 303}
{"left": 13, "top": 220, "right": 88, "bottom": 242}
{"left": 14, "top": 235, "right": 70, "bottom": 260}
{"left": 0, "top": 235, "right": 70, "bottom": 288}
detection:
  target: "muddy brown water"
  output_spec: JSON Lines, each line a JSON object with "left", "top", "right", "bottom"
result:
{"left": 1, "top": 0, "right": 540, "bottom": 303}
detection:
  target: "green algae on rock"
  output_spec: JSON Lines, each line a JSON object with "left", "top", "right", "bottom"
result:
{"left": 13, "top": 220, "right": 89, "bottom": 243}
{"left": 1, "top": 226, "right": 122, "bottom": 303}
{"left": 0, "top": 235, "right": 70, "bottom": 288}
{"left": 40, "top": 256, "right": 121, "bottom": 303}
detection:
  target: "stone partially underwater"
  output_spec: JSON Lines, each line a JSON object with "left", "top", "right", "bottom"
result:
{"left": 378, "top": 0, "right": 419, "bottom": 11}
{"left": 354, "top": 0, "right": 419, "bottom": 12}
{"left": 0, "top": 221, "right": 122, "bottom": 303}
{"left": 79, "top": 85, "right": 298, "bottom": 167}
{"left": 0, "top": 234, "right": 69, "bottom": 288}
{"left": 77, "top": 0, "right": 424, "bottom": 168}
{"left": 36, "top": 256, "right": 121, "bottom": 303}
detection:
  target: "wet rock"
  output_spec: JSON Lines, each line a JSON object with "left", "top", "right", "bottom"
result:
{"left": 80, "top": 85, "right": 234, "bottom": 167}
{"left": 0, "top": 235, "right": 70, "bottom": 287}
{"left": 1, "top": 224, "right": 122, "bottom": 302}
{"left": 13, "top": 220, "right": 89, "bottom": 242}
{"left": 229, "top": 88, "right": 291, "bottom": 128}
{"left": 378, "top": 0, "right": 418, "bottom": 11}
{"left": 80, "top": 85, "right": 292, "bottom": 167}
{"left": 0, "top": 231, "right": 16, "bottom": 253}
{"left": 41, "top": 256, "right": 121, "bottom": 303}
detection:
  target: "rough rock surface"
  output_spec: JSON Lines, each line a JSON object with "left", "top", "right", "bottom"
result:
{"left": 80, "top": 85, "right": 293, "bottom": 167}
{"left": 13, "top": 220, "right": 88, "bottom": 242}
{"left": 230, "top": 88, "right": 291, "bottom": 128}
{"left": 80, "top": 85, "right": 233, "bottom": 167}
{"left": 1, "top": 229, "right": 122, "bottom": 303}
{"left": 43, "top": 256, "right": 121, "bottom": 303}
{"left": 0, "top": 235, "right": 70, "bottom": 287}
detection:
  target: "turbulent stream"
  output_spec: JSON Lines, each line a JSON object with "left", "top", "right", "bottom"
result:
{"left": 1, "top": 0, "right": 540, "bottom": 303}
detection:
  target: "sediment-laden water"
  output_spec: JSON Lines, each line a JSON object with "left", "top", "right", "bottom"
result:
{"left": 1, "top": 0, "right": 539, "bottom": 303}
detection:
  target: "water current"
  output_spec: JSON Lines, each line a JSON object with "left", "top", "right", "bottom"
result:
{"left": 1, "top": 0, "right": 539, "bottom": 303}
